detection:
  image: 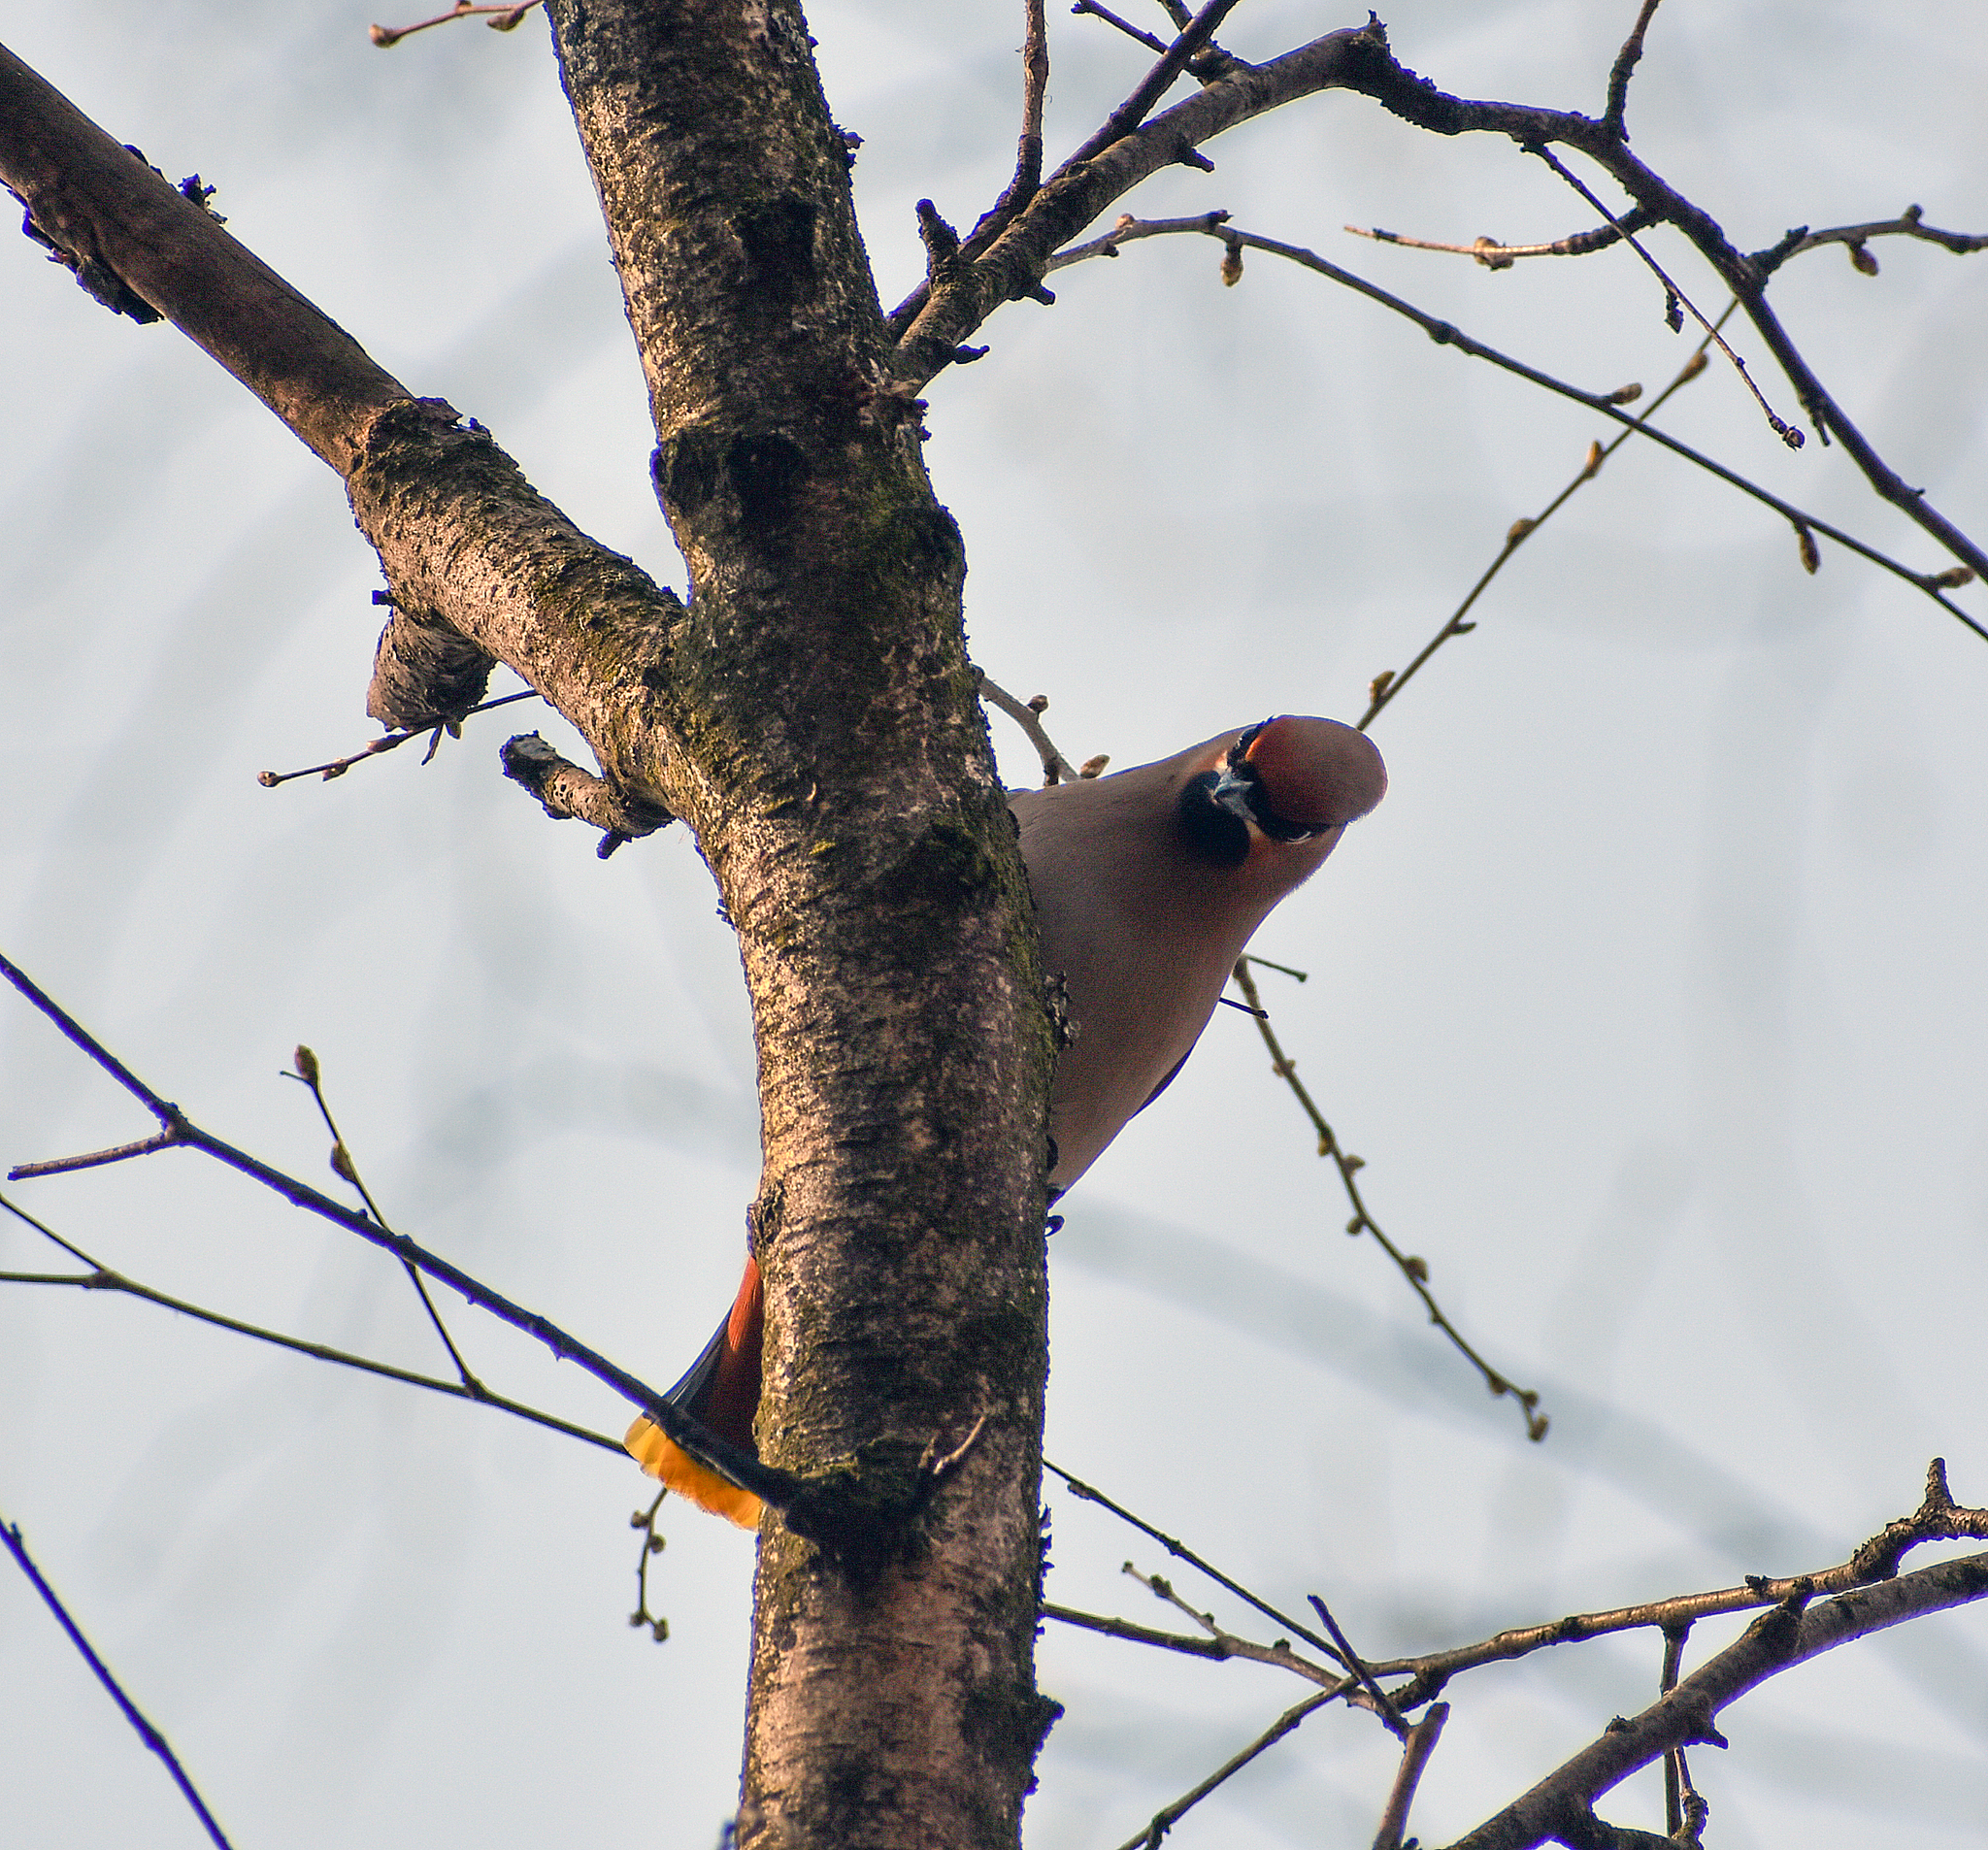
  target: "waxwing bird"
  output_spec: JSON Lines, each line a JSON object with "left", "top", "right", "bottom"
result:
{"left": 624, "top": 714, "right": 1387, "bottom": 1523}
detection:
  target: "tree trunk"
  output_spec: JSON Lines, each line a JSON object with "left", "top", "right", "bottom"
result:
{"left": 543, "top": 5, "right": 1060, "bottom": 1843}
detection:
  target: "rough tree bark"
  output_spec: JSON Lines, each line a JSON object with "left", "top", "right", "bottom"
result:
{"left": 536, "top": 7, "right": 1063, "bottom": 1842}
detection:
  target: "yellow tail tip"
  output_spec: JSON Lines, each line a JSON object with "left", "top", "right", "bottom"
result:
{"left": 625, "top": 1414, "right": 763, "bottom": 1530}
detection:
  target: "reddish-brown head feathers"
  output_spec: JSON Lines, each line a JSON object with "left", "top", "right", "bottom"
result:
{"left": 1242, "top": 715, "right": 1386, "bottom": 835}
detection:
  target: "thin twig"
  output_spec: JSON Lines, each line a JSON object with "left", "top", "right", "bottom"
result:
{"left": 369, "top": 0, "right": 541, "bottom": 48}
{"left": 1110, "top": 1688, "right": 1339, "bottom": 1850}
{"left": 1046, "top": 215, "right": 1987, "bottom": 642}
{"left": 282, "top": 1046, "right": 481, "bottom": 1392}
{"left": 1015, "top": 0, "right": 1049, "bottom": 197}
{"left": 1602, "top": 0, "right": 1665, "bottom": 137}
{"left": 1, "top": 1509, "right": 236, "bottom": 1849}
{"left": 0, "top": 953, "right": 802, "bottom": 1520}
{"left": 1230, "top": 959, "right": 1548, "bottom": 1441}
{"left": 976, "top": 667, "right": 1098, "bottom": 784}
{"left": 0, "top": 1194, "right": 624, "bottom": 1455}
{"left": 1309, "top": 1593, "right": 1407, "bottom": 1736}
{"left": 1362, "top": 1462, "right": 1988, "bottom": 1711}
{"left": 1072, "top": 0, "right": 1170, "bottom": 54}
{"left": 1349, "top": 203, "right": 1979, "bottom": 275}
{"left": 1358, "top": 306, "right": 1732, "bottom": 729}
{"left": 1345, "top": 208, "right": 1659, "bottom": 267}
{"left": 1751, "top": 203, "right": 1988, "bottom": 279}
{"left": 257, "top": 686, "right": 540, "bottom": 786}
{"left": 1660, "top": 1621, "right": 1690, "bottom": 1836}
{"left": 1043, "top": 1600, "right": 1346, "bottom": 1685}
{"left": 628, "top": 1487, "right": 671, "bottom": 1642}
{"left": 1044, "top": 1459, "right": 1351, "bottom": 1668}
{"left": 9, "top": 1129, "right": 180, "bottom": 1178}
{"left": 1373, "top": 1701, "right": 1448, "bottom": 1850}
{"left": 1309, "top": 32, "right": 1988, "bottom": 580}
{"left": 1529, "top": 143, "right": 1802, "bottom": 447}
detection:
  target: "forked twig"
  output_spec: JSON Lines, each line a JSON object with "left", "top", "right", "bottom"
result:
{"left": 1045, "top": 1460, "right": 1350, "bottom": 1668}
{"left": 282, "top": 1045, "right": 481, "bottom": 1391}
{"left": 977, "top": 667, "right": 1105, "bottom": 783}
{"left": 1529, "top": 143, "right": 1803, "bottom": 448}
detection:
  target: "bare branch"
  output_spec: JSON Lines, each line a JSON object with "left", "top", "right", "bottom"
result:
{"left": 0, "top": 1256, "right": 623, "bottom": 1456}
{"left": 1065, "top": 0, "right": 1245, "bottom": 171}
{"left": 1359, "top": 311, "right": 1726, "bottom": 727}
{"left": 1048, "top": 215, "right": 1987, "bottom": 643}
{"left": 0, "top": 45, "right": 685, "bottom": 755}
{"left": 498, "top": 732, "right": 677, "bottom": 857}
{"left": 1373, "top": 1701, "right": 1448, "bottom": 1850}
{"left": 1446, "top": 1552, "right": 1988, "bottom": 1850}
{"left": 1044, "top": 1459, "right": 1351, "bottom": 1668}
{"left": 974, "top": 0, "right": 1049, "bottom": 236}
{"left": 1316, "top": 27, "right": 1988, "bottom": 580}
{"left": 9, "top": 1129, "right": 182, "bottom": 1179}
{"left": 1346, "top": 211, "right": 1659, "bottom": 267}
{"left": 2, "top": 1509, "right": 236, "bottom": 1849}
{"left": 1309, "top": 1594, "right": 1408, "bottom": 1736}
{"left": 369, "top": 0, "right": 542, "bottom": 49}
{"left": 887, "top": 19, "right": 1395, "bottom": 375}
{"left": 628, "top": 1487, "right": 672, "bottom": 1643}
{"left": 1365, "top": 1460, "right": 1988, "bottom": 1710}
{"left": 976, "top": 669, "right": 1094, "bottom": 784}
{"left": 1602, "top": 0, "right": 1665, "bottom": 138}
{"left": 1659, "top": 1622, "right": 1690, "bottom": 1837}
{"left": 1110, "top": 1688, "right": 1339, "bottom": 1850}
{"left": 282, "top": 1046, "right": 482, "bottom": 1393}
{"left": 0, "top": 954, "right": 814, "bottom": 1532}
{"left": 1529, "top": 144, "right": 1800, "bottom": 447}
{"left": 1071, "top": 1, "right": 1170, "bottom": 55}
{"left": 1351, "top": 202, "right": 1981, "bottom": 276}
{"left": 1752, "top": 202, "right": 1988, "bottom": 279}
{"left": 256, "top": 686, "right": 540, "bottom": 787}
{"left": 1229, "top": 959, "right": 1549, "bottom": 1441}
{"left": 1043, "top": 1600, "right": 1345, "bottom": 1686}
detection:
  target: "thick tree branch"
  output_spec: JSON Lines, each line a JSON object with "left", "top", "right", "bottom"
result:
{"left": 0, "top": 40, "right": 686, "bottom": 753}
{"left": 541, "top": 6, "right": 1060, "bottom": 1841}
{"left": 1443, "top": 1552, "right": 1988, "bottom": 1850}
{"left": 890, "top": 18, "right": 1396, "bottom": 382}
{"left": 1321, "top": 23, "right": 1988, "bottom": 580}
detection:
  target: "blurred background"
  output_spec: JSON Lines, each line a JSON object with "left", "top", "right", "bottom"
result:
{"left": 2, "top": 3, "right": 1984, "bottom": 1845}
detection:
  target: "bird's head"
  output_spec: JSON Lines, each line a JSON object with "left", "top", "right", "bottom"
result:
{"left": 1177, "top": 715, "right": 1386, "bottom": 868}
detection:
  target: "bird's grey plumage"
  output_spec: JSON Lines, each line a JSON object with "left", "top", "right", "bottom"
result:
{"left": 1011, "top": 716, "right": 1384, "bottom": 1190}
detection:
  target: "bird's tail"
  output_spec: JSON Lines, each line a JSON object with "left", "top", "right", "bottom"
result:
{"left": 624, "top": 1252, "right": 765, "bottom": 1529}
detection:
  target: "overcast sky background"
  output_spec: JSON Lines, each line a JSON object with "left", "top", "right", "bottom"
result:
{"left": 3, "top": 3, "right": 1986, "bottom": 1846}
